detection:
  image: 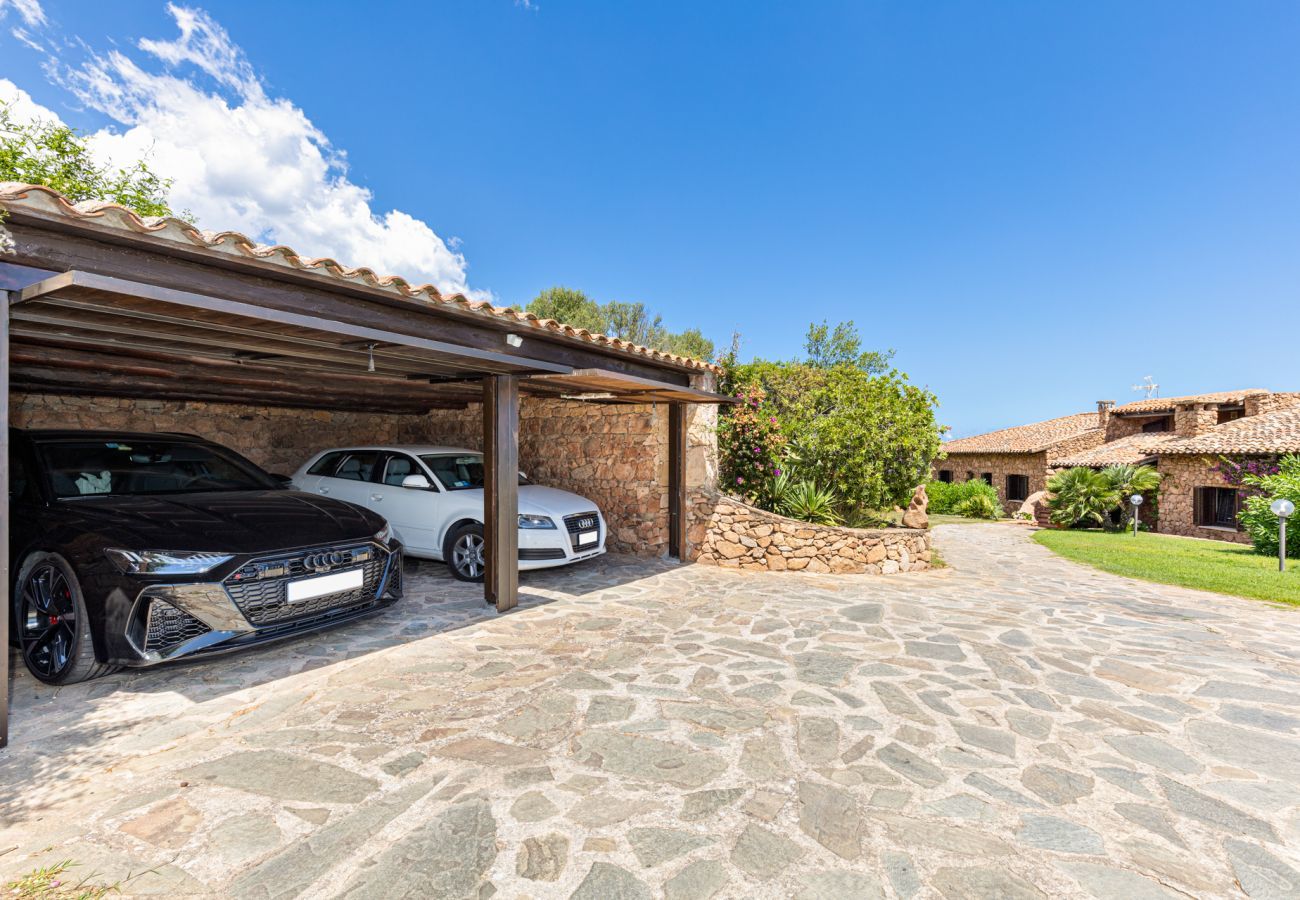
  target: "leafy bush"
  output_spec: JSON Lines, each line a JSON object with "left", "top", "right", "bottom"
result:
{"left": 776, "top": 480, "right": 842, "bottom": 525}
{"left": 724, "top": 346, "right": 940, "bottom": 514}
{"left": 927, "top": 479, "right": 1002, "bottom": 518}
{"left": 1239, "top": 454, "right": 1300, "bottom": 558}
{"left": 719, "top": 386, "right": 786, "bottom": 507}
{"left": 955, "top": 491, "right": 1002, "bottom": 520}
{"left": 1047, "top": 467, "right": 1120, "bottom": 528}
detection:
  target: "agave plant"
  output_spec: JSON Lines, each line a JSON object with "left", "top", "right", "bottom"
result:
{"left": 1046, "top": 467, "right": 1120, "bottom": 528}
{"left": 777, "top": 480, "right": 842, "bottom": 525}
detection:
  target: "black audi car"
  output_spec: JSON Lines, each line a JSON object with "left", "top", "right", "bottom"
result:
{"left": 8, "top": 430, "right": 403, "bottom": 684}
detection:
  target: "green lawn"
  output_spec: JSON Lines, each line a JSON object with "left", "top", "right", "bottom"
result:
{"left": 1033, "top": 529, "right": 1300, "bottom": 606}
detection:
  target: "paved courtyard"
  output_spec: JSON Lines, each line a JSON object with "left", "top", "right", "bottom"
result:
{"left": 2, "top": 524, "right": 1299, "bottom": 898}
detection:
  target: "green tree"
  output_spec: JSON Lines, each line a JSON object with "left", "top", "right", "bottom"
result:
{"left": 525, "top": 286, "right": 608, "bottom": 334}
{"left": 0, "top": 101, "right": 182, "bottom": 219}
{"left": 803, "top": 320, "right": 895, "bottom": 373}
{"left": 656, "top": 327, "right": 714, "bottom": 361}
{"left": 524, "top": 287, "right": 715, "bottom": 361}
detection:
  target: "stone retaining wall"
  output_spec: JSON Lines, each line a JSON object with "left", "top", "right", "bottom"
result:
{"left": 691, "top": 491, "right": 932, "bottom": 574}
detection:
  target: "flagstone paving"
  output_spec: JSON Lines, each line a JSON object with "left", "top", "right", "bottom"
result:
{"left": 2, "top": 523, "right": 1299, "bottom": 897}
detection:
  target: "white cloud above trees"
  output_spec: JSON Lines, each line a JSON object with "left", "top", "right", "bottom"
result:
{"left": 0, "top": 2, "right": 486, "bottom": 299}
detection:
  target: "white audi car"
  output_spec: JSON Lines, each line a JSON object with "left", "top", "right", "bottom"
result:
{"left": 292, "top": 446, "right": 606, "bottom": 581}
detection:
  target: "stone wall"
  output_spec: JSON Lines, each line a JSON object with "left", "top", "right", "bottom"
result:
{"left": 692, "top": 490, "right": 932, "bottom": 574}
{"left": 1155, "top": 453, "right": 1251, "bottom": 544}
{"left": 1106, "top": 414, "right": 1169, "bottom": 440}
{"left": 11, "top": 391, "right": 719, "bottom": 557}
{"left": 934, "top": 452, "right": 1050, "bottom": 515}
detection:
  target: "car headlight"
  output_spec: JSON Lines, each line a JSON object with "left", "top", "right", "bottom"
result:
{"left": 374, "top": 523, "right": 394, "bottom": 544}
{"left": 518, "top": 514, "right": 556, "bottom": 529}
{"left": 105, "top": 549, "right": 235, "bottom": 576}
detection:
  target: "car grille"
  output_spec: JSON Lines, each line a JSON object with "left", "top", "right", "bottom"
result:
{"left": 144, "top": 600, "right": 211, "bottom": 652}
{"left": 224, "top": 544, "right": 389, "bottom": 626}
{"left": 563, "top": 511, "right": 601, "bottom": 551}
{"left": 520, "top": 548, "right": 567, "bottom": 561}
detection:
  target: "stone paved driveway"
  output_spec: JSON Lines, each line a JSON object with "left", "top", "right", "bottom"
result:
{"left": 2, "top": 524, "right": 1300, "bottom": 898}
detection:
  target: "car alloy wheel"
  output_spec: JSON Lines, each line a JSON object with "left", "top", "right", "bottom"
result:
{"left": 452, "top": 532, "right": 486, "bottom": 580}
{"left": 19, "top": 561, "right": 79, "bottom": 681}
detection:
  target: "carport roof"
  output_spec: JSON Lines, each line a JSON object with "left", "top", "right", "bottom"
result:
{"left": 0, "top": 183, "right": 721, "bottom": 374}
{"left": 1, "top": 183, "right": 728, "bottom": 412}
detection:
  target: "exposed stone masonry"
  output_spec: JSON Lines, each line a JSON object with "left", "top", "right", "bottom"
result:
{"left": 692, "top": 490, "right": 932, "bottom": 574}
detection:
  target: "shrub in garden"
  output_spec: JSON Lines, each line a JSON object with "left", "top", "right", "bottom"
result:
{"left": 719, "top": 321, "right": 941, "bottom": 524}
{"left": 1046, "top": 467, "right": 1120, "bottom": 528}
{"left": 718, "top": 386, "right": 786, "bottom": 507}
{"left": 776, "top": 480, "right": 842, "bottom": 525}
{"left": 954, "top": 491, "right": 1001, "bottom": 520}
{"left": 1239, "top": 454, "right": 1300, "bottom": 557}
{"left": 1101, "top": 464, "right": 1162, "bottom": 528}
{"left": 927, "top": 478, "right": 1002, "bottom": 518}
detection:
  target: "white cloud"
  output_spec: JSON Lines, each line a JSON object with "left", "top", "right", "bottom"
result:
{"left": 0, "top": 0, "right": 47, "bottom": 28}
{"left": 3, "top": 4, "right": 485, "bottom": 299}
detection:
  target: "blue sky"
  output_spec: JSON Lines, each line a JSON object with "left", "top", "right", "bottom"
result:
{"left": 2, "top": 1, "right": 1298, "bottom": 439}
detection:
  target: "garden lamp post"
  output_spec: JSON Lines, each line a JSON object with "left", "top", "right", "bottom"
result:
{"left": 1271, "top": 498, "right": 1295, "bottom": 573}
{"left": 1130, "top": 494, "right": 1143, "bottom": 537}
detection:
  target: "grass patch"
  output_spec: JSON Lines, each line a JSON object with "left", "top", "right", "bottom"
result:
{"left": 5, "top": 861, "right": 121, "bottom": 899}
{"left": 930, "top": 514, "right": 997, "bottom": 526}
{"left": 1033, "top": 529, "right": 1300, "bottom": 606}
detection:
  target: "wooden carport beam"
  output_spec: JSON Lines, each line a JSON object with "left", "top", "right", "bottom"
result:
{"left": 1, "top": 296, "right": 10, "bottom": 749}
{"left": 669, "top": 402, "right": 688, "bottom": 560}
{"left": 483, "top": 375, "right": 520, "bottom": 612}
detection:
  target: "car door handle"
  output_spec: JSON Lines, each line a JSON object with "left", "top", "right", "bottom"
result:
{"left": 318, "top": 486, "right": 330, "bottom": 495}
{"left": 370, "top": 493, "right": 383, "bottom": 502}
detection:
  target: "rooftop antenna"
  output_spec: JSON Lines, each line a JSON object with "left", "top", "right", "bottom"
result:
{"left": 1130, "top": 375, "right": 1159, "bottom": 399}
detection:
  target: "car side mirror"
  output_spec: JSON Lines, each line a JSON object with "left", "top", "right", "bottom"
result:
{"left": 270, "top": 473, "right": 294, "bottom": 487}
{"left": 402, "top": 474, "right": 433, "bottom": 490}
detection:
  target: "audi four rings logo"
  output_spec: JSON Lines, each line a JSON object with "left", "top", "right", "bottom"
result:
{"left": 304, "top": 550, "right": 352, "bottom": 572}
{"left": 577, "top": 518, "right": 596, "bottom": 530}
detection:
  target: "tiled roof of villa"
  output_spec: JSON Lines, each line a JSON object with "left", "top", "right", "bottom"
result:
{"left": 1113, "top": 390, "right": 1268, "bottom": 414}
{"left": 1051, "top": 432, "right": 1176, "bottom": 467}
{"left": 941, "top": 412, "right": 1100, "bottom": 455}
{"left": 1153, "top": 407, "right": 1300, "bottom": 456}
{"left": 0, "top": 182, "right": 721, "bottom": 373}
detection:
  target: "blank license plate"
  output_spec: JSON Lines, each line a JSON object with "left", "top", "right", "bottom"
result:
{"left": 577, "top": 530, "right": 598, "bottom": 545}
{"left": 287, "top": 568, "right": 364, "bottom": 603}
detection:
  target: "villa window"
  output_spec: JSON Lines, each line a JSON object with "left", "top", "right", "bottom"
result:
{"left": 938, "top": 470, "right": 953, "bottom": 483}
{"left": 981, "top": 473, "right": 993, "bottom": 486}
{"left": 1218, "top": 407, "right": 1245, "bottom": 424}
{"left": 1194, "top": 487, "right": 1240, "bottom": 529}
{"left": 1006, "top": 474, "right": 1029, "bottom": 502}
{"left": 1142, "top": 417, "right": 1171, "bottom": 433}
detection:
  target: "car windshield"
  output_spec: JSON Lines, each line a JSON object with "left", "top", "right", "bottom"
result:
{"left": 39, "top": 440, "right": 278, "bottom": 499}
{"left": 419, "top": 454, "right": 528, "bottom": 491}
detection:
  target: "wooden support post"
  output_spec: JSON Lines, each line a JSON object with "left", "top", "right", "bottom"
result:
{"left": 668, "top": 402, "right": 688, "bottom": 561}
{"left": 483, "top": 374, "right": 520, "bottom": 611}
{"left": 2, "top": 296, "right": 10, "bottom": 749}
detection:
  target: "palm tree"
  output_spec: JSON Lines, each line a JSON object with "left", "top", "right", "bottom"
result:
{"left": 1102, "top": 464, "right": 1163, "bottom": 528}
{"left": 1046, "top": 467, "right": 1120, "bottom": 528}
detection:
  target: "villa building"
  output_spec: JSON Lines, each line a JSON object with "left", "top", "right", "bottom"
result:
{"left": 936, "top": 390, "right": 1300, "bottom": 542}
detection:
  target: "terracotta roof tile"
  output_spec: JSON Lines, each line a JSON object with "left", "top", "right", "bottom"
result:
{"left": 0, "top": 183, "right": 720, "bottom": 373}
{"left": 941, "top": 412, "right": 1100, "bottom": 455}
{"left": 1153, "top": 407, "right": 1300, "bottom": 456}
{"left": 1051, "top": 432, "right": 1176, "bottom": 467}
{"left": 1113, "top": 389, "right": 1267, "bottom": 414}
